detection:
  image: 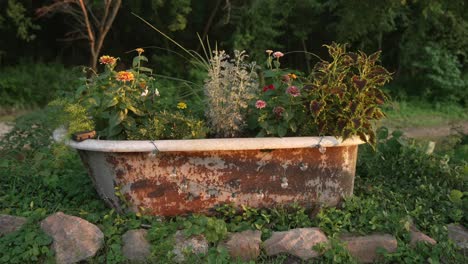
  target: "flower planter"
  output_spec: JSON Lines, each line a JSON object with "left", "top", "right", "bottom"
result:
{"left": 54, "top": 129, "right": 364, "bottom": 216}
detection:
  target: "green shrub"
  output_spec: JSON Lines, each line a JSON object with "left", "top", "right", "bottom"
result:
{"left": 0, "top": 63, "right": 81, "bottom": 109}
{"left": 403, "top": 42, "right": 468, "bottom": 103}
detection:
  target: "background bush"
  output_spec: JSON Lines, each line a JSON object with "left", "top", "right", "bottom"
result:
{"left": 0, "top": 62, "right": 81, "bottom": 109}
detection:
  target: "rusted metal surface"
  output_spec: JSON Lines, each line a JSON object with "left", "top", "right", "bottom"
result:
{"left": 78, "top": 145, "right": 359, "bottom": 216}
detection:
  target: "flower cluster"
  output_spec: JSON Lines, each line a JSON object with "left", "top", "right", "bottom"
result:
{"left": 251, "top": 43, "right": 391, "bottom": 143}
{"left": 65, "top": 49, "right": 207, "bottom": 140}
{"left": 61, "top": 42, "right": 391, "bottom": 144}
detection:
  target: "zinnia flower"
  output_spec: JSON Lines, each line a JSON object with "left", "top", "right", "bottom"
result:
{"left": 177, "top": 102, "right": 187, "bottom": 109}
{"left": 136, "top": 48, "right": 144, "bottom": 55}
{"left": 288, "top": 73, "right": 297, "bottom": 79}
{"left": 255, "top": 100, "right": 267, "bottom": 109}
{"left": 273, "top": 51, "right": 284, "bottom": 58}
{"left": 262, "top": 84, "right": 275, "bottom": 92}
{"left": 115, "top": 71, "right": 135, "bottom": 82}
{"left": 286, "top": 86, "right": 300, "bottom": 97}
{"left": 99, "top": 55, "right": 117, "bottom": 65}
{"left": 273, "top": 106, "right": 285, "bottom": 118}
{"left": 265, "top": 49, "right": 273, "bottom": 55}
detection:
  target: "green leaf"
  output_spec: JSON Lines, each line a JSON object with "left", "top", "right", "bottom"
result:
{"left": 109, "top": 110, "right": 126, "bottom": 127}
{"left": 376, "top": 127, "right": 389, "bottom": 140}
{"left": 127, "top": 105, "right": 144, "bottom": 116}
{"left": 132, "top": 56, "right": 149, "bottom": 67}
{"left": 277, "top": 125, "right": 287, "bottom": 137}
{"left": 263, "top": 70, "right": 278, "bottom": 78}
{"left": 106, "top": 97, "right": 119, "bottom": 108}
{"left": 139, "top": 67, "right": 153, "bottom": 73}
{"left": 289, "top": 122, "right": 297, "bottom": 132}
{"left": 449, "top": 189, "right": 463, "bottom": 205}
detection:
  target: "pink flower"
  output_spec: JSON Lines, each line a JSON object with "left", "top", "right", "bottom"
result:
{"left": 273, "top": 51, "right": 284, "bottom": 58}
{"left": 255, "top": 100, "right": 267, "bottom": 109}
{"left": 273, "top": 106, "right": 285, "bottom": 118}
{"left": 286, "top": 86, "right": 301, "bottom": 97}
{"left": 262, "top": 84, "right": 275, "bottom": 92}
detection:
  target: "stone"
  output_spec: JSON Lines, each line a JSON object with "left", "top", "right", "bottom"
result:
{"left": 172, "top": 230, "right": 209, "bottom": 263}
{"left": 40, "top": 212, "right": 104, "bottom": 264}
{"left": 0, "top": 214, "right": 27, "bottom": 236}
{"left": 341, "top": 234, "right": 397, "bottom": 263}
{"left": 409, "top": 226, "right": 436, "bottom": 247}
{"left": 447, "top": 223, "right": 468, "bottom": 255}
{"left": 263, "top": 228, "right": 329, "bottom": 260}
{"left": 122, "top": 229, "right": 151, "bottom": 261}
{"left": 223, "top": 230, "right": 262, "bottom": 261}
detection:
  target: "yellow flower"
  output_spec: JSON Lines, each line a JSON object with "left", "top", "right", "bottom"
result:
{"left": 115, "top": 71, "right": 135, "bottom": 83}
{"left": 99, "top": 55, "right": 117, "bottom": 65}
{"left": 288, "top": 73, "right": 297, "bottom": 79}
{"left": 177, "top": 102, "right": 187, "bottom": 109}
{"left": 136, "top": 48, "right": 144, "bottom": 55}
{"left": 265, "top": 49, "right": 273, "bottom": 55}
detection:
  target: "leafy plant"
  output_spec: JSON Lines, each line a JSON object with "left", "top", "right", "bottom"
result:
{"left": 252, "top": 43, "right": 392, "bottom": 144}
{"left": 62, "top": 49, "right": 207, "bottom": 140}
{"left": 204, "top": 49, "right": 258, "bottom": 137}
{"left": 305, "top": 43, "right": 392, "bottom": 144}
{"left": 252, "top": 51, "right": 307, "bottom": 137}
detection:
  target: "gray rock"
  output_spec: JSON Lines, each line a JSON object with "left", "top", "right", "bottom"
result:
{"left": 448, "top": 223, "right": 468, "bottom": 255}
{"left": 172, "top": 230, "right": 209, "bottom": 263}
{"left": 40, "top": 212, "right": 104, "bottom": 264}
{"left": 122, "top": 229, "right": 151, "bottom": 261}
{"left": 340, "top": 234, "right": 397, "bottom": 263}
{"left": 263, "top": 228, "right": 329, "bottom": 260}
{"left": 0, "top": 214, "right": 27, "bottom": 236}
{"left": 409, "top": 225, "right": 436, "bottom": 247}
{"left": 224, "top": 230, "right": 262, "bottom": 261}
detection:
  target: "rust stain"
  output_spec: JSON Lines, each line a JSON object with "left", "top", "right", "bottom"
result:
{"left": 82, "top": 146, "right": 359, "bottom": 216}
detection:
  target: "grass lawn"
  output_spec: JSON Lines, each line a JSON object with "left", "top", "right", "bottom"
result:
{"left": 382, "top": 101, "right": 468, "bottom": 129}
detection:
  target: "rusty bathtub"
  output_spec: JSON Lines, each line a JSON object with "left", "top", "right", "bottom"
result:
{"left": 54, "top": 129, "right": 364, "bottom": 216}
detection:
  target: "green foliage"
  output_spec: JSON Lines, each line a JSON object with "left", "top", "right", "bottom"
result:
{"left": 253, "top": 43, "right": 392, "bottom": 143}
{"left": 405, "top": 42, "right": 467, "bottom": 103}
{"left": 48, "top": 99, "right": 95, "bottom": 137}
{"left": 127, "top": 110, "right": 208, "bottom": 140}
{"left": 216, "top": 204, "right": 312, "bottom": 239}
{"left": 0, "top": 218, "right": 53, "bottom": 263}
{"left": 0, "top": 63, "right": 81, "bottom": 109}
{"left": 253, "top": 57, "right": 307, "bottom": 137}
{"left": 229, "top": 0, "right": 293, "bottom": 61}
{"left": 71, "top": 51, "right": 207, "bottom": 140}
{"left": 0, "top": 0, "right": 39, "bottom": 42}
{"left": 305, "top": 43, "right": 392, "bottom": 144}
{"left": 183, "top": 215, "right": 228, "bottom": 243}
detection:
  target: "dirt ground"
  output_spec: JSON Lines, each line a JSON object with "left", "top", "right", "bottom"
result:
{"left": 399, "top": 121, "right": 468, "bottom": 139}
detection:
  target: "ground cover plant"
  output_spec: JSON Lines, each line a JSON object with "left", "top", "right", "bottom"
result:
{"left": 0, "top": 109, "right": 466, "bottom": 263}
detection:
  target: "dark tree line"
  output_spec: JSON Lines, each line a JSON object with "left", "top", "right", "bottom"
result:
{"left": 1, "top": 0, "right": 467, "bottom": 103}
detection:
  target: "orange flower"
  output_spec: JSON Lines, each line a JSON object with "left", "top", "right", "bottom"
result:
{"left": 136, "top": 48, "right": 144, "bottom": 55}
{"left": 288, "top": 73, "right": 297, "bottom": 79}
{"left": 115, "top": 71, "right": 135, "bottom": 83}
{"left": 99, "top": 55, "right": 117, "bottom": 65}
